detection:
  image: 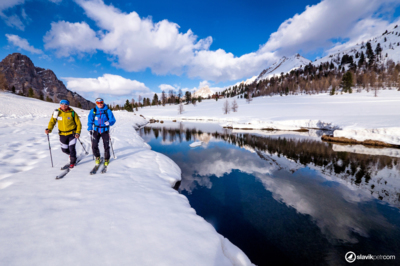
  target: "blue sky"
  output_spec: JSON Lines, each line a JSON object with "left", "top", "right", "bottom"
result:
{"left": 1, "top": 0, "right": 400, "bottom": 102}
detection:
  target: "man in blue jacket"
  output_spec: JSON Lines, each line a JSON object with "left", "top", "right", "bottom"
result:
{"left": 88, "top": 98, "right": 116, "bottom": 166}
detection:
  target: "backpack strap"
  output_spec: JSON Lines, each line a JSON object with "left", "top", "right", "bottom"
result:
{"left": 93, "top": 108, "right": 110, "bottom": 131}
{"left": 92, "top": 108, "right": 109, "bottom": 120}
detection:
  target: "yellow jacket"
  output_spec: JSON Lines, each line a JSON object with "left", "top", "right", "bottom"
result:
{"left": 47, "top": 108, "right": 82, "bottom": 136}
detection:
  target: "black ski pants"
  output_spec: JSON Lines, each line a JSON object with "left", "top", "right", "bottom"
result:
{"left": 92, "top": 131, "right": 110, "bottom": 160}
{"left": 60, "top": 134, "right": 77, "bottom": 164}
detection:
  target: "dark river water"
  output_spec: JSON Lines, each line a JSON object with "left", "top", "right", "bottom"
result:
{"left": 139, "top": 121, "right": 400, "bottom": 266}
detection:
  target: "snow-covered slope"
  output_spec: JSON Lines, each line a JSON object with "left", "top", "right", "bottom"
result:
{"left": 0, "top": 92, "right": 252, "bottom": 266}
{"left": 256, "top": 54, "right": 311, "bottom": 81}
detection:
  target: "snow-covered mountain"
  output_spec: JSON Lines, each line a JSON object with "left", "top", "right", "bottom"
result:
{"left": 312, "top": 27, "right": 400, "bottom": 68}
{"left": 256, "top": 54, "right": 311, "bottom": 81}
{"left": 193, "top": 85, "right": 214, "bottom": 98}
{"left": 249, "top": 25, "right": 400, "bottom": 84}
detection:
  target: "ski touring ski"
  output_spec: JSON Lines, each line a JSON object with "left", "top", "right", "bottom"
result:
{"left": 90, "top": 157, "right": 104, "bottom": 175}
{"left": 61, "top": 163, "right": 70, "bottom": 170}
{"left": 56, "top": 157, "right": 84, "bottom": 180}
{"left": 101, "top": 160, "right": 110, "bottom": 174}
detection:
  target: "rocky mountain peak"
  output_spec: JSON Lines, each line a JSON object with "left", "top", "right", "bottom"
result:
{"left": 194, "top": 85, "right": 214, "bottom": 98}
{"left": 0, "top": 53, "right": 94, "bottom": 110}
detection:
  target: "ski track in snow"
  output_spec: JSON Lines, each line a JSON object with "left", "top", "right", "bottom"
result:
{"left": 0, "top": 92, "right": 252, "bottom": 266}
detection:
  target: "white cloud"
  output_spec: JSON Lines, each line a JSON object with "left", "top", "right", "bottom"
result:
{"left": 6, "top": 34, "right": 43, "bottom": 54}
{"left": 259, "top": 0, "right": 399, "bottom": 56}
{"left": 44, "top": 0, "right": 400, "bottom": 82}
{"left": 0, "top": 0, "right": 62, "bottom": 30}
{"left": 0, "top": 0, "right": 25, "bottom": 30}
{"left": 63, "top": 74, "right": 152, "bottom": 97}
{"left": 0, "top": 13, "right": 24, "bottom": 30}
{"left": 44, "top": 21, "right": 99, "bottom": 57}
{"left": 187, "top": 49, "right": 276, "bottom": 82}
{"left": 0, "top": 0, "right": 24, "bottom": 11}
{"left": 160, "top": 80, "right": 224, "bottom": 95}
{"left": 158, "top": 84, "right": 177, "bottom": 92}
{"left": 45, "top": 0, "right": 212, "bottom": 75}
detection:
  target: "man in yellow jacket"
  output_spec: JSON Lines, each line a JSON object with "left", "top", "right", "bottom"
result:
{"left": 45, "top": 99, "right": 82, "bottom": 168}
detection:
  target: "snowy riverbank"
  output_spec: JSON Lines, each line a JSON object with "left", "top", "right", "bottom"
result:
{"left": 137, "top": 90, "right": 400, "bottom": 145}
{"left": 0, "top": 92, "right": 252, "bottom": 266}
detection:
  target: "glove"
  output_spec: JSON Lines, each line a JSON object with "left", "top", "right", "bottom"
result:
{"left": 104, "top": 121, "right": 110, "bottom": 126}
{"left": 45, "top": 128, "right": 50, "bottom": 135}
{"left": 75, "top": 133, "right": 80, "bottom": 139}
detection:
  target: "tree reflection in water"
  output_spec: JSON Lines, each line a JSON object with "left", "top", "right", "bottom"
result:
{"left": 141, "top": 124, "right": 400, "bottom": 206}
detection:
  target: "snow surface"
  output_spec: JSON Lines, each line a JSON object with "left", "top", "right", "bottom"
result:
{"left": 0, "top": 92, "right": 252, "bottom": 266}
{"left": 189, "top": 141, "right": 203, "bottom": 147}
{"left": 138, "top": 90, "right": 400, "bottom": 145}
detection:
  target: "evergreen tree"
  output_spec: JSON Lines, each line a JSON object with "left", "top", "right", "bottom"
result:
{"left": 177, "top": 89, "right": 182, "bottom": 102}
{"left": 341, "top": 71, "right": 353, "bottom": 93}
{"left": 152, "top": 93, "right": 159, "bottom": 106}
{"left": 185, "top": 91, "right": 191, "bottom": 103}
{"left": 124, "top": 99, "right": 133, "bottom": 111}
{"left": 28, "top": 88, "right": 34, "bottom": 97}
{"left": 11, "top": 86, "right": 15, "bottom": 93}
{"left": 366, "top": 42, "right": 375, "bottom": 66}
{"left": 375, "top": 43, "right": 382, "bottom": 59}
{"left": 358, "top": 51, "right": 365, "bottom": 67}
{"left": 161, "top": 91, "right": 167, "bottom": 106}
{"left": 46, "top": 96, "right": 52, "bottom": 102}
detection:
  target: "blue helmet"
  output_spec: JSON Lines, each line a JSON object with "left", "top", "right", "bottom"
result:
{"left": 60, "top": 99, "right": 70, "bottom": 105}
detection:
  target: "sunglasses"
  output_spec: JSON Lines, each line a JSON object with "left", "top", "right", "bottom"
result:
{"left": 60, "top": 103, "right": 69, "bottom": 106}
{"left": 96, "top": 101, "right": 104, "bottom": 104}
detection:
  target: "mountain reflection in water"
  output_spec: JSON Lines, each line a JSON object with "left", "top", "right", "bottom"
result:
{"left": 139, "top": 122, "right": 400, "bottom": 266}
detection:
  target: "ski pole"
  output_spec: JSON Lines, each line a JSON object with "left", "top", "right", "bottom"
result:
{"left": 75, "top": 134, "right": 89, "bottom": 155}
{"left": 109, "top": 131, "right": 116, "bottom": 159}
{"left": 47, "top": 134, "right": 54, "bottom": 168}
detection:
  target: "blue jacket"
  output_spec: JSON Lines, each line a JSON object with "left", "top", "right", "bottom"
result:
{"left": 87, "top": 105, "right": 116, "bottom": 133}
